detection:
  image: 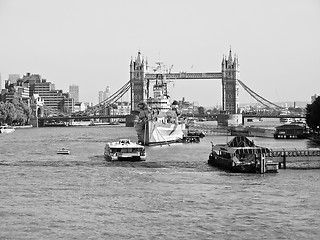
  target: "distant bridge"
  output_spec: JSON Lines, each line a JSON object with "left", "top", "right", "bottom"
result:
{"left": 35, "top": 112, "right": 306, "bottom": 127}
{"left": 242, "top": 113, "right": 306, "bottom": 119}
{"left": 38, "top": 115, "right": 127, "bottom": 121}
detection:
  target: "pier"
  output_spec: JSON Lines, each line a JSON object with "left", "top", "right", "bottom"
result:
{"left": 266, "top": 148, "right": 320, "bottom": 169}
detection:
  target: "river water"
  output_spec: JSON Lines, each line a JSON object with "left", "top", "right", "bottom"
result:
{"left": 1, "top": 122, "right": 320, "bottom": 239}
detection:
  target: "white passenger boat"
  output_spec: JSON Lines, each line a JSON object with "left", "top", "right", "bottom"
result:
{"left": 104, "top": 139, "right": 146, "bottom": 161}
{"left": 69, "top": 121, "right": 91, "bottom": 126}
{"left": 57, "top": 148, "right": 70, "bottom": 155}
{"left": 0, "top": 125, "right": 15, "bottom": 134}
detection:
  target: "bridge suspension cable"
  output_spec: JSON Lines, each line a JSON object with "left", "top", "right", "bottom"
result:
{"left": 238, "top": 79, "right": 284, "bottom": 110}
{"left": 86, "top": 80, "right": 131, "bottom": 113}
{"left": 99, "top": 80, "right": 131, "bottom": 106}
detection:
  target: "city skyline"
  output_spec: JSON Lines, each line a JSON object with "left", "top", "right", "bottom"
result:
{"left": 0, "top": 0, "right": 319, "bottom": 107}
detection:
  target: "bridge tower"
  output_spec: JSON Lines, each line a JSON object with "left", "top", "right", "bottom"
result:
{"left": 221, "top": 49, "right": 240, "bottom": 114}
{"left": 130, "top": 51, "right": 149, "bottom": 112}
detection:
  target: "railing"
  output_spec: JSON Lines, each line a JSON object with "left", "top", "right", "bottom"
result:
{"left": 39, "top": 115, "right": 128, "bottom": 121}
{"left": 266, "top": 148, "right": 320, "bottom": 169}
{"left": 145, "top": 72, "right": 222, "bottom": 80}
{"left": 242, "top": 113, "right": 306, "bottom": 119}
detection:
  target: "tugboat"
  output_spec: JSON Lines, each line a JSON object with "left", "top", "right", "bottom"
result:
{"left": 104, "top": 139, "right": 146, "bottom": 161}
{"left": 208, "top": 136, "right": 278, "bottom": 173}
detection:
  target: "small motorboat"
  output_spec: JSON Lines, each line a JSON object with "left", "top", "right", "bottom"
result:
{"left": 57, "top": 148, "right": 70, "bottom": 155}
{"left": 0, "top": 125, "right": 15, "bottom": 134}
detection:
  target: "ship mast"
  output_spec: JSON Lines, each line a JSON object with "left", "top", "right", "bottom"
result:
{"left": 151, "top": 61, "right": 172, "bottom": 99}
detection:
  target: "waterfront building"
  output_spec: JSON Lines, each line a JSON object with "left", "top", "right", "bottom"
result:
{"left": 74, "top": 102, "right": 86, "bottom": 112}
{"left": 98, "top": 86, "right": 110, "bottom": 103}
{"left": 69, "top": 84, "right": 79, "bottom": 103}
{"left": 63, "top": 94, "right": 74, "bottom": 114}
{"left": 2, "top": 78, "right": 30, "bottom": 103}
{"left": 83, "top": 102, "right": 93, "bottom": 109}
{"left": 8, "top": 74, "right": 20, "bottom": 84}
{"left": 4, "top": 85, "right": 30, "bottom": 102}
{"left": 38, "top": 90, "right": 73, "bottom": 114}
{"left": 2, "top": 72, "right": 74, "bottom": 114}
{"left": 21, "top": 73, "right": 73, "bottom": 114}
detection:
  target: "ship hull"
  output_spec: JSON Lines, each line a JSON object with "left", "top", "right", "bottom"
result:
{"left": 208, "top": 154, "right": 256, "bottom": 173}
{"left": 135, "top": 121, "right": 185, "bottom": 146}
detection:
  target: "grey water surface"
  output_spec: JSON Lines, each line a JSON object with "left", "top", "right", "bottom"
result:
{"left": 1, "top": 125, "right": 320, "bottom": 239}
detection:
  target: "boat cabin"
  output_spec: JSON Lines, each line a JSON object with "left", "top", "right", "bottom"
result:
{"left": 274, "top": 124, "right": 308, "bottom": 139}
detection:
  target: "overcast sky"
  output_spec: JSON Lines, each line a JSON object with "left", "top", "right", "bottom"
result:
{"left": 0, "top": 0, "right": 319, "bottom": 107}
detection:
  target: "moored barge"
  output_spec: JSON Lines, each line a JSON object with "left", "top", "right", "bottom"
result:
{"left": 208, "top": 136, "right": 278, "bottom": 173}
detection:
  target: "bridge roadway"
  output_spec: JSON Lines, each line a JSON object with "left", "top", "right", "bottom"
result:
{"left": 242, "top": 113, "right": 306, "bottom": 119}
{"left": 144, "top": 72, "right": 222, "bottom": 80}
{"left": 38, "top": 113, "right": 305, "bottom": 123}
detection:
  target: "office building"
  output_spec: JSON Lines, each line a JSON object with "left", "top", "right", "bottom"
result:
{"left": 2, "top": 72, "right": 73, "bottom": 114}
{"left": 69, "top": 84, "right": 79, "bottom": 103}
{"left": 8, "top": 74, "right": 20, "bottom": 84}
{"left": 99, "top": 86, "right": 110, "bottom": 103}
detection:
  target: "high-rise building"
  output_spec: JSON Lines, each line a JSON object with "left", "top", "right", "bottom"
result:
{"left": 69, "top": 84, "right": 79, "bottom": 103}
{"left": 98, "top": 86, "right": 110, "bottom": 103}
{"left": 8, "top": 74, "right": 21, "bottom": 84}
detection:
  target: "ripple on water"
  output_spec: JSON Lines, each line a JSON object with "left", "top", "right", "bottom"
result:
{"left": 1, "top": 126, "right": 320, "bottom": 239}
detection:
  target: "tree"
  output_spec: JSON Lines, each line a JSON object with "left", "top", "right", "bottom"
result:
{"left": 198, "top": 106, "right": 206, "bottom": 116}
{"left": 306, "top": 96, "right": 320, "bottom": 132}
{"left": 4, "top": 102, "right": 17, "bottom": 125}
{"left": 0, "top": 102, "right": 7, "bottom": 125}
{"left": 0, "top": 100, "right": 32, "bottom": 125}
{"left": 12, "top": 100, "right": 31, "bottom": 125}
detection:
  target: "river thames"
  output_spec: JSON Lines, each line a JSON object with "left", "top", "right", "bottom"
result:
{"left": 1, "top": 122, "right": 320, "bottom": 239}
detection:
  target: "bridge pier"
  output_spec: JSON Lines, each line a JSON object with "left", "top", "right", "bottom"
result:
{"left": 29, "top": 117, "right": 37, "bottom": 127}
{"left": 126, "top": 112, "right": 139, "bottom": 127}
{"left": 217, "top": 113, "right": 243, "bottom": 126}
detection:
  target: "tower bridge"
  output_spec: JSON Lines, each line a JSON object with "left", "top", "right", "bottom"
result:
{"left": 38, "top": 49, "right": 288, "bottom": 125}
{"left": 130, "top": 49, "right": 246, "bottom": 115}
